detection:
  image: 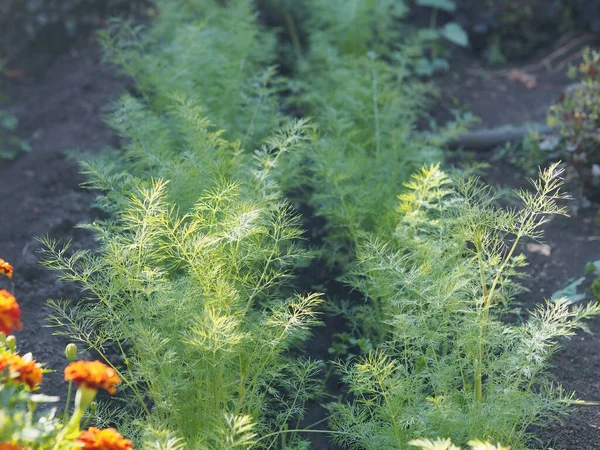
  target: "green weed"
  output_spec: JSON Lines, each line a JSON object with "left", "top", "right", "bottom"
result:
{"left": 0, "top": 110, "right": 31, "bottom": 161}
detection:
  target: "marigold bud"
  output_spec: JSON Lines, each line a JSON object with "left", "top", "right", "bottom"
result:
{"left": 6, "top": 336, "right": 16, "bottom": 351}
{"left": 65, "top": 343, "right": 78, "bottom": 362}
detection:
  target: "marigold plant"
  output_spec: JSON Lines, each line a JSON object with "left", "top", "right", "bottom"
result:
{"left": 0, "top": 290, "right": 22, "bottom": 335}
{"left": 0, "top": 259, "right": 146, "bottom": 449}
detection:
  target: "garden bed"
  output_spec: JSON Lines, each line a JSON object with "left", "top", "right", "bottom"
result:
{"left": 1, "top": 5, "right": 600, "bottom": 449}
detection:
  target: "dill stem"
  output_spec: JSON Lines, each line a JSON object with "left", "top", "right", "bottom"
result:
{"left": 430, "top": 7, "right": 438, "bottom": 30}
{"left": 213, "top": 362, "right": 219, "bottom": 412}
{"left": 244, "top": 245, "right": 277, "bottom": 314}
{"left": 266, "top": 370, "right": 305, "bottom": 450}
{"left": 371, "top": 62, "right": 381, "bottom": 160}
{"left": 474, "top": 230, "right": 524, "bottom": 403}
{"left": 236, "top": 354, "right": 246, "bottom": 413}
{"left": 94, "top": 344, "right": 151, "bottom": 416}
{"left": 377, "top": 378, "right": 403, "bottom": 446}
{"left": 474, "top": 235, "right": 488, "bottom": 403}
{"left": 279, "top": 1, "right": 302, "bottom": 61}
{"left": 429, "top": 8, "right": 439, "bottom": 60}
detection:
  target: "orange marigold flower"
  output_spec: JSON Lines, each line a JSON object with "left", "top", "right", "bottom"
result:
{"left": 0, "top": 352, "right": 43, "bottom": 389}
{"left": 0, "top": 444, "right": 27, "bottom": 450}
{"left": 0, "top": 290, "right": 22, "bottom": 335}
{"left": 64, "top": 360, "right": 120, "bottom": 395}
{"left": 77, "top": 427, "right": 133, "bottom": 450}
{"left": 0, "top": 259, "right": 13, "bottom": 279}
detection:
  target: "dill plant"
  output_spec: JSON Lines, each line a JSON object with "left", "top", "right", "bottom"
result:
{"left": 37, "top": 1, "right": 327, "bottom": 446}
{"left": 99, "top": 0, "right": 283, "bottom": 147}
{"left": 40, "top": 87, "right": 323, "bottom": 449}
{"left": 278, "top": 0, "right": 471, "bottom": 265}
{"left": 329, "top": 163, "right": 600, "bottom": 449}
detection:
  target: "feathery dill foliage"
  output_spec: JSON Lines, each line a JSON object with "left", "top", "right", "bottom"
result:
{"left": 84, "top": 97, "right": 311, "bottom": 214}
{"left": 330, "top": 163, "right": 600, "bottom": 449}
{"left": 278, "top": 0, "right": 453, "bottom": 263}
{"left": 42, "top": 11, "right": 322, "bottom": 441}
{"left": 99, "top": 0, "right": 283, "bottom": 147}
{"left": 38, "top": 2, "right": 326, "bottom": 447}
{"left": 40, "top": 117, "right": 323, "bottom": 449}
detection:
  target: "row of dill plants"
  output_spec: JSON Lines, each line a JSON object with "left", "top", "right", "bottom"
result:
{"left": 41, "top": 1, "right": 322, "bottom": 448}
{"left": 39, "top": 1, "right": 600, "bottom": 449}
{"left": 265, "top": 3, "right": 600, "bottom": 448}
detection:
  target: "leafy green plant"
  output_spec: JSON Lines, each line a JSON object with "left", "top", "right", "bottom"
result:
{"left": 329, "top": 164, "right": 600, "bottom": 449}
{"left": 583, "top": 259, "right": 600, "bottom": 301}
{"left": 0, "top": 110, "right": 31, "bottom": 161}
{"left": 328, "top": 332, "right": 374, "bottom": 360}
{"left": 0, "top": 60, "right": 30, "bottom": 161}
{"left": 547, "top": 47, "right": 600, "bottom": 198}
{"left": 414, "top": 0, "right": 468, "bottom": 76}
{"left": 551, "top": 276, "right": 587, "bottom": 303}
{"left": 492, "top": 128, "right": 559, "bottom": 176}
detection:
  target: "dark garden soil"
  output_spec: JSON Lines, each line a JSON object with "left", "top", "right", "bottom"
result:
{"left": 2, "top": 30, "right": 600, "bottom": 450}
{"left": 0, "top": 39, "right": 127, "bottom": 398}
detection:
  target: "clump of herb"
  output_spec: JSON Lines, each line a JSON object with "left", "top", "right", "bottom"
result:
{"left": 330, "top": 164, "right": 600, "bottom": 448}
{"left": 99, "top": 0, "right": 283, "bottom": 148}
{"left": 278, "top": 0, "right": 473, "bottom": 267}
{"left": 40, "top": 99, "right": 323, "bottom": 448}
